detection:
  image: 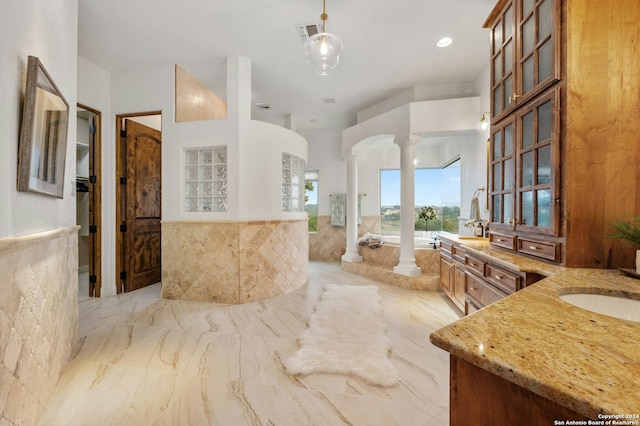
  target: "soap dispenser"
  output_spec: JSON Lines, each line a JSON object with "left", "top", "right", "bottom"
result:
{"left": 474, "top": 222, "right": 484, "bottom": 237}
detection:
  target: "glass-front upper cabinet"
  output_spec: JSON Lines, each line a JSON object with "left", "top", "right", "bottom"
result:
{"left": 490, "top": 116, "right": 516, "bottom": 232}
{"left": 515, "top": 87, "right": 559, "bottom": 235}
{"left": 490, "top": 0, "right": 515, "bottom": 120}
{"left": 489, "top": 87, "right": 559, "bottom": 236}
{"left": 490, "top": 0, "right": 560, "bottom": 122}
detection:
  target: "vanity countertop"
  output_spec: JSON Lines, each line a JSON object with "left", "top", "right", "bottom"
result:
{"left": 430, "top": 234, "right": 640, "bottom": 418}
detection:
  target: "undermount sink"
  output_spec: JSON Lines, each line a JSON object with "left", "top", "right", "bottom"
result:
{"left": 559, "top": 293, "right": 640, "bottom": 322}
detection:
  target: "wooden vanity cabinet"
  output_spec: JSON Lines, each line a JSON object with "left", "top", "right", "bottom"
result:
{"left": 450, "top": 356, "right": 586, "bottom": 425}
{"left": 489, "top": 85, "right": 562, "bottom": 262}
{"left": 464, "top": 252, "right": 520, "bottom": 314}
{"left": 485, "top": 0, "right": 640, "bottom": 269}
{"left": 440, "top": 237, "right": 545, "bottom": 315}
{"left": 439, "top": 240, "right": 466, "bottom": 313}
{"left": 465, "top": 273, "right": 507, "bottom": 314}
{"left": 439, "top": 245, "right": 452, "bottom": 295}
{"left": 487, "top": 0, "right": 563, "bottom": 261}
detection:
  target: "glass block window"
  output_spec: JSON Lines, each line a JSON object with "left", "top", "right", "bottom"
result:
{"left": 282, "top": 153, "right": 306, "bottom": 212}
{"left": 184, "top": 146, "right": 227, "bottom": 212}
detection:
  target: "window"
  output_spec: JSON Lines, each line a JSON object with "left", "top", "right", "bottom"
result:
{"left": 282, "top": 153, "right": 306, "bottom": 212}
{"left": 305, "top": 171, "right": 319, "bottom": 232}
{"left": 380, "top": 159, "right": 460, "bottom": 233}
{"left": 184, "top": 146, "right": 227, "bottom": 212}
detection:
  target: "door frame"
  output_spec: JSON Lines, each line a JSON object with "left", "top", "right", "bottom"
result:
{"left": 77, "top": 103, "right": 102, "bottom": 297}
{"left": 115, "top": 111, "right": 162, "bottom": 294}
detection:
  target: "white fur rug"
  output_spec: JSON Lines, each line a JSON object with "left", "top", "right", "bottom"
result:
{"left": 285, "top": 284, "right": 399, "bottom": 387}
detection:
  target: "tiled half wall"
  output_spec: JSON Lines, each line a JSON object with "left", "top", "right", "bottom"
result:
{"left": 309, "top": 215, "right": 380, "bottom": 261}
{"left": 162, "top": 219, "right": 308, "bottom": 303}
{"left": 0, "top": 227, "right": 79, "bottom": 425}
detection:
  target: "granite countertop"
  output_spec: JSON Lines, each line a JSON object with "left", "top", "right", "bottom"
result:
{"left": 430, "top": 234, "right": 640, "bottom": 418}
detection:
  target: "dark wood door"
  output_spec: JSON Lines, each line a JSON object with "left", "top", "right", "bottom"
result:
{"left": 122, "top": 119, "right": 161, "bottom": 292}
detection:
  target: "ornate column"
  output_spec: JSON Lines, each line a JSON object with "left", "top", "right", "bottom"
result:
{"left": 394, "top": 136, "right": 421, "bottom": 276}
{"left": 342, "top": 153, "right": 363, "bottom": 263}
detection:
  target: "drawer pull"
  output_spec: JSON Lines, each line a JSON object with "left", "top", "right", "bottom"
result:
{"left": 469, "top": 287, "right": 476, "bottom": 292}
{"left": 496, "top": 238, "right": 503, "bottom": 242}
{"left": 495, "top": 275, "right": 502, "bottom": 280}
{"left": 529, "top": 245, "right": 537, "bottom": 250}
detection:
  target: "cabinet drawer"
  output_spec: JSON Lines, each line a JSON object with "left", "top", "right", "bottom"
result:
{"left": 485, "top": 264, "right": 519, "bottom": 294}
{"left": 465, "top": 253, "right": 486, "bottom": 276}
{"left": 517, "top": 238, "right": 560, "bottom": 262}
{"left": 466, "top": 273, "right": 507, "bottom": 308}
{"left": 490, "top": 233, "right": 517, "bottom": 250}
{"left": 439, "top": 240, "right": 453, "bottom": 255}
{"left": 452, "top": 245, "right": 466, "bottom": 263}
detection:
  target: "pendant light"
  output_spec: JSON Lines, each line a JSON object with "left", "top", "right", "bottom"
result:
{"left": 304, "top": 0, "right": 343, "bottom": 76}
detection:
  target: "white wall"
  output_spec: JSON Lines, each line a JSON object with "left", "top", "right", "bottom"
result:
{"left": 357, "top": 82, "right": 476, "bottom": 123}
{"left": 465, "top": 61, "right": 491, "bottom": 222}
{"left": 0, "top": 0, "right": 78, "bottom": 239}
{"left": 77, "top": 56, "right": 116, "bottom": 295}
{"left": 240, "top": 121, "right": 307, "bottom": 221}
{"left": 0, "top": 3, "right": 79, "bottom": 423}
{"left": 299, "top": 128, "right": 346, "bottom": 217}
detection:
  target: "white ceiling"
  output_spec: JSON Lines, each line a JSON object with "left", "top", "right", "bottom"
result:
{"left": 78, "top": 0, "right": 496, "bottom": 130}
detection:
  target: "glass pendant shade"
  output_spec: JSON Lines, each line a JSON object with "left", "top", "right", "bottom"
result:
{"left": 476, "top": 113, "right": 490, "bottom": 132}
{"left": 304, "top": 32, "right": 343, "bottom": 75}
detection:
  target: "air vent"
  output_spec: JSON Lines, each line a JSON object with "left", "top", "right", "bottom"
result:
{"left": 322, "top": 97, "right": 336, "bottom": 104}
{"left": 296, "top": 23, "right": 322, "bottom": 43}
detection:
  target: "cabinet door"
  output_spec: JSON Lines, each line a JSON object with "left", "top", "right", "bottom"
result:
{"left": 490, "top": 0, "right": 516, "bottom": 121}
{"left": 516, "top": 0, "right": 561, "bottom": 105}
{"left": 453, "top": 263, "right": 467, "bottom": 310}
{"left": 515, "top": 87, "right": 559, "bottom": 235}
{"left": 489, "top": 116, "right": 516, "bottom": 233}
{"left": 440, "top": 256, "right": 452, "bottom": 294}
{"left": 490, "top": 0, "right": 560, "bottom": 122}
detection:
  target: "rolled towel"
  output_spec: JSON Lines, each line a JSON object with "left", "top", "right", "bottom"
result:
{"left": 358, "top": 232, "right": 373, "bottom": 245}
{"left": 368, "top": 234, "right": 384, "bottom": 249}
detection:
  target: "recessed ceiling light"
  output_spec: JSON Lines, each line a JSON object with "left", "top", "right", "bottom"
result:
{"left": 437, "top": 37, "right": 453, "bottom": 48}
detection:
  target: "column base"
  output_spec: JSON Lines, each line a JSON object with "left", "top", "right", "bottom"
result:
{"left": 393, "top": 264, "right": 422, "bottom": 277}
{"left": 341, "top": 252, "right": 363, "bottom": 263}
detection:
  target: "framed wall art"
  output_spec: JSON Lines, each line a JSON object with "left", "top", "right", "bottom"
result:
{"left": 17, "top": 55, "right": 69, "bottom": 198}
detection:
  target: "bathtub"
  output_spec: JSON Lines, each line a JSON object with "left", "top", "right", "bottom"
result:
{"left": 351, "top": 233, "right": 442, "bottom": 289}
{"left": 382, "top": 235, "right": 439, "bottom": 249}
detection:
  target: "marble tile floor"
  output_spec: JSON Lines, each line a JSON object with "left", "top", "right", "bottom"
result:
{"left": 40, "top": 262, "right": 461, "bottom": 426}
{"left": 78, "top": 271, "right": 89, "bottom": 301}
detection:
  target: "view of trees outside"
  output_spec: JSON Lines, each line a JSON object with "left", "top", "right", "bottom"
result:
{"left": 380, "top": 160, "right": 461, "bottom": 233}
{"left": 380, "top": 205, "right": 460, "bottom": 232}
{"left": 305, "top": 179, "right": 318, "bottom": 232}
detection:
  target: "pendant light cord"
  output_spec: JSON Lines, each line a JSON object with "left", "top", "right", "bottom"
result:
{"left": 321, "top": 0, "right": 328, "bottom": 32}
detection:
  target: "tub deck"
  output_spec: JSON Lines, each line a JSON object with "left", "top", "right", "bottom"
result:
{"left": 341, "top": 242, "right": 440, "bottom": 291}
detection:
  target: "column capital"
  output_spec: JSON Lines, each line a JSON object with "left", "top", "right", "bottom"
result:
{"left": 394, "top": 134, "right": 421, "bottom": 148}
